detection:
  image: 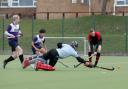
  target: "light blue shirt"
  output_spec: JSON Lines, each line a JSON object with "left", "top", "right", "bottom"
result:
{"left": 56, "top": 44, "right": 79, "bottom": 59}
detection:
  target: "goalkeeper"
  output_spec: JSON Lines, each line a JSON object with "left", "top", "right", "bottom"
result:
{"left": 23, "top": 41, "right": 87, "bottom": 71}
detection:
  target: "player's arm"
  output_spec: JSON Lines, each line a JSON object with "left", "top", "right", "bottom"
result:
{"left": 72, "top": 51, "right": 86, "bottom": 63}
{"left": 32, "top": 37, "right": 40, "bottom": 51}
{"left": 32, "top": 42, "right": 39, "bottom": 51}
{"left": 42, "top": 39, "right": 47, "bottom": 50}
{"left": 88, "top": 34, "right": 94, "bottom": 51}
{"left": 18, "top": 28, "right": 23, "bottom": 37}
{"left": 4, "top": 25, "right": 15, "bottom": 38}
{"left": 76, "top": 57, "right": 86, "bottom": 63}
{"left": 95, "top": 36, "right": 102, "bottom": 53}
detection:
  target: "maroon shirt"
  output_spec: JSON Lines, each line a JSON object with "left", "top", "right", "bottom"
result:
{"left": 88, "top": 32, "right": 102, "bottom": 45}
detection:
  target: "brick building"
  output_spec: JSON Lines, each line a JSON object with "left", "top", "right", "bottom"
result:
{"left": 0, "top": 0, "right": 36, "bottom": 18}
{"left": 0, "top": 0, "right": 128, "bottom": 19}
{"left": 36, "top": 0, "right": 114, "bottom": 19}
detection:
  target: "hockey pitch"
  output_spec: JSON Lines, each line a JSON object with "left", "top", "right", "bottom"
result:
{"left": 0, "top": 55, "right": 128, "bottom": 89}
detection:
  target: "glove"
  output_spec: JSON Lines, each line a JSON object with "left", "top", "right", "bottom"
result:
{"left": 93, "top": 52, "right": 97, "bottom": 55}
{"left": 84, "top": 61, "right": 94, "bottom": 68}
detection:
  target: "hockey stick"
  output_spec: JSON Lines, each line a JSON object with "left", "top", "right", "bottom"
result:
{"left": 58, "top": 61, "right": 69, "bottom": 68}
{"left": 96, "top": 66, "right": 115, "bottom": 71}
{"left": 74, "top": 53, "right": 96, "bottom": 68}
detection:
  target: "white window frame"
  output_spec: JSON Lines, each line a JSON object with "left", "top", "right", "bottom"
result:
{"left": 81, "top": 0, "right": 84, "bottom": 3}
{"left": 0, "top": 0, "right": 36, "bottom": 8}
{"left": 0, "top": 0, "right": 9, "bottom": 7}
{"left": 81, "top": 0, "right": 89, "bottom": 5}
{"left": 11, "top": 0, "right": 19, "bottom": 7}
{"left": 115, "top": 0, "right": 128, "bottom": 6}
{"left": 33, "top": 0, "right": 37, "bottom": 7}
{"left": 72, "top": 0, "right": 77, "bottom": 3}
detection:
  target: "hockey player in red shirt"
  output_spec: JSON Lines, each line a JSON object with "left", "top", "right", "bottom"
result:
{"left": 87, "top": 28, "right": 102, "bottom": 67}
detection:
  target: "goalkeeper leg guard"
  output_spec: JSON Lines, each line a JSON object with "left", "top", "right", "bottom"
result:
{"left": 94, "top": 52, "right": 100, "bottom": 67}
{"left": 22, "top": 58, "right": 30, "bottom": 69}
{"left": 35, "top": 61, "right": 55, "bottom": 71}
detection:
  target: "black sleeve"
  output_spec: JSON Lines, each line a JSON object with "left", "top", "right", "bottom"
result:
{"left": 76, "top": 57, "right": 85, "bottom": 63}
{"left": 57, "top": 42, "right": 62, "bottom": 48}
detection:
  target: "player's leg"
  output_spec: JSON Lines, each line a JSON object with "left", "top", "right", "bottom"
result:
{"left": 3, "top": 42, "right": 18, "bottom": 69}
{"left": 16, "top": 45, "right": 24, "bottom": 63}
{"left": 35, "top": 49, "right": 57, "bottom": 71}
{"left": 48, "top": 49, "right": 59, "bottom": 67}
{"left": 88, "top": 44, "right": 93, "bottom": 62}
{"left": 23, "top": 55, "right": 47, "bottom": 69}
{"left": 94, "top": 45, "right": 102, "bottom": 67}
{"left": 3, "top": 51, "right": 18, "bottom": 69}
{"left": 29, "top": 55, "right": 47, "bottom": 69}
{"left": 94, "top": 37, "right": 102, "bottom": 67}
{"left": 22, "top": 57, "right": 30, "bottom": 69}
{"left": 32, "top": 47, "right": 36, "bottom": 54}
{"left": 23, "top": 56, "right": 39, "bottom": 69}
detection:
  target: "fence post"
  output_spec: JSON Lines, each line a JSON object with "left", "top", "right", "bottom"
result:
{"left": 92, "top": 12, "right": 96, "bottom": 29}
{"left": 32, "top": 16, "right": 34, "bottom": 39}
{"left": 76, "top": 12, "right": 78, "bottom": 18}
{"left": 61, "top": 13, "right": 65, "bottom": 37}
{"left": 47, "top": 12, "right": 49, "bottom": 20}
{"left": 125, "top": 16, "right": 128, "bottom": 53}
{"left": 2, "top": 16, "right": 5, "bottom": 51}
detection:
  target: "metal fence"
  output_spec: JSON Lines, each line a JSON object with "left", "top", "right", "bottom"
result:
{"left": 0, "top": 12, "right": 128, "bottom": 55}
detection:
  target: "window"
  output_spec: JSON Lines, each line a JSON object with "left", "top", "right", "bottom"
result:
{"left": 33, "top": 0, "right": 37, "bottom": 6}
{"left": 0, "top": 0, "right": 8, "bottom": 7}
{"left": 0, "top": 0, "right": 36, "bottom": 8}
{"left": 19, "top": 0, "right": 33, "bottom": 6}
{"left": 117, "top": 0, "right": 125, "bottom": 5}
{"left": 116, "top": 0, "right": 128, "bottom": 6}
{"left": 71, "top": 0, "right": 89, "bottom": 5}
{"left": 72, "top": 0, "right": 77, "bottom": 3}
{"left": 13, "top": 0, "right": 18, "bottom": 1}
{"left": 81, "top": 0, "right": 89, "bottom": 5}
{"left": 12, "top": 0, "right": 19, "bottom": 6}
{"left": 12, "top": 3, "right": 18, "bottom": 6}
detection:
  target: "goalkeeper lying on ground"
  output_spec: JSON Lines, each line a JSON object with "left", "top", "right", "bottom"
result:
{"left": 22, "top": 41, "right": 89, "bottom": 71}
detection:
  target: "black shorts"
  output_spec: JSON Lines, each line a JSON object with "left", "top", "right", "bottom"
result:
{"left": 43, "top": 49, "right": 59, "bottom": 67}
{"left": 89, "top": 38, "right": 102, "bottom": 52}
{"left": 8, "top": 39, "right": 18, "bottom": 52}
{"left": 43, "top": 49, "right": 59, "bottom": 61}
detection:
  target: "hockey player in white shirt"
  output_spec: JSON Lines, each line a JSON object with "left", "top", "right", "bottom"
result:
{"left": 23, "top": 41, "right": 87, "bottom": 71}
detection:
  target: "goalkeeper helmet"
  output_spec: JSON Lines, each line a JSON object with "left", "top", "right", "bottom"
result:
{"left": 71, "top": 41, "right": 78, "bottom": 48}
